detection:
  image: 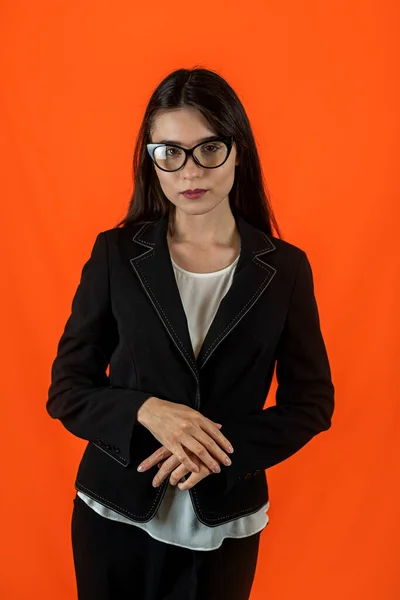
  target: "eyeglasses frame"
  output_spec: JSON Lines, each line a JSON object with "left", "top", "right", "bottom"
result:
{"left": 146, "top": 136, "right": 235, "bottom": 172}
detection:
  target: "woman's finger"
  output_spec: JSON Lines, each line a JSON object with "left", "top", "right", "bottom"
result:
{"left": 168, "top": 462, "right": 190, "bottom": 486}
{"left": 168, "top": 441, "right": 201, "bottom": 473}
{"left": 153, "top": 454, "right": 182, "bottom": 486}
{"left": 138, "top": 446, "right": 173, "bottom": 472}
{"left": 178, "top": 468, "right": 209, "bottom": 490}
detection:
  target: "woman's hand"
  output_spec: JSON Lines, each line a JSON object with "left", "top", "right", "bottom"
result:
{"left": 138, "top": 424, "right": 224, "bottom": 490}
{"left": 158, "top": 448, "right": 214, "bottom": 490}
{"left": 137, "top": 397, "right": 234, "bottom": 475}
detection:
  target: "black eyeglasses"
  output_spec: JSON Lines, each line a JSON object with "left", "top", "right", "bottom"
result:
{"left": 146, "top": 136, "right": 234, "bottom": 172}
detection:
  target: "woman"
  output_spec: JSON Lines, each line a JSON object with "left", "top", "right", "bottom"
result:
{"left": 47, "top": 67, "right": 335, "bottom": 600}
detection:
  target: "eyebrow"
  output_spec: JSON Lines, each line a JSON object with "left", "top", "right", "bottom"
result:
{"left": 155, "top": 135, "right": 221, "bottom": 146}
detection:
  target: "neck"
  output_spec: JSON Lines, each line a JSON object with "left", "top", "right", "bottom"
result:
{"left": 167, "top": 204, "right": 239, "bottom": 249}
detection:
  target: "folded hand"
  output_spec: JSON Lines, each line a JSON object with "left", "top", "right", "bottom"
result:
{"left": 138, "top": 424, "right": 227, "bottom": 490}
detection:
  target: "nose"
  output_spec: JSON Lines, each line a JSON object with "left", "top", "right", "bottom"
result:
{"left": 181, "top": 153, "right": 203, "bottom": 177}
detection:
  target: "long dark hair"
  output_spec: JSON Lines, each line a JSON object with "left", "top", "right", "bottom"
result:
{"left": 115, "top": 67, "right": 281, "bottom": 239}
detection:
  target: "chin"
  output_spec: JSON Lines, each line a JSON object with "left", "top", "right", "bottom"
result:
{"left": 175, "top": 203, "right": 218, "bottom": 217}
{"left": 172, "top": 194, "right": 229, "bottom": 216}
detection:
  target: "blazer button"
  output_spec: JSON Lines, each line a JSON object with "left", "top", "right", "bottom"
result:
{"left": 113, "top": 446, "right": 121, "bottom": 453}
{"left": 103, "top": 442, "right": 111, "bottom": 450}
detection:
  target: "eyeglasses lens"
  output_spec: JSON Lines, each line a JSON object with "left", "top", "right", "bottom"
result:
{"left": 153, "top": 141, "right": 228, "bottom": 170}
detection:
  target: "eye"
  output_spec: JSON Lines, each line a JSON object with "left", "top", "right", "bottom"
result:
{"left": 202, "top": 144, "right": 221, "bottom": 153}
{"left": 166, "top": 147, "right": 182, "bottom": 157}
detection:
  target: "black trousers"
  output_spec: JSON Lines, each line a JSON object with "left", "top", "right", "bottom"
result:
{"left": 71, "top": 493, "right": 262, "bottom": 600}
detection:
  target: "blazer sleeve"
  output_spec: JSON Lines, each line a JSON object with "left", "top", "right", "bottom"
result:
{"left": 220, "top": 251, "right": 335, "bottom": 494}
{"left": 46, "top": 231, "right": 154, "bottom": 467}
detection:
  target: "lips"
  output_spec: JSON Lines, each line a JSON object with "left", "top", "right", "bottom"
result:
{"left": 181, "top": 189, "right": 208, "bottom": 199}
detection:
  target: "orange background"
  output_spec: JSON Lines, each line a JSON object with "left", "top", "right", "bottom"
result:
{"left": 1, "top": 1, "right": 398, "bottom": 598}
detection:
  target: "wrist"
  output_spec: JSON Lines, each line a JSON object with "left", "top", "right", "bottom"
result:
{"left": 137, "top": 396, "right": 159, "bottom": 425}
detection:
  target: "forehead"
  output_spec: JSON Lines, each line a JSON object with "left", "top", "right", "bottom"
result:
{"left": 150, "top": 108, "right": 217, "bottom": 146}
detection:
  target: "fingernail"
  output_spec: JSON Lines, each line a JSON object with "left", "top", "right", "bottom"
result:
{"left": 152, "top": 480, "right": 158, "bottom": 487}
{"left": 228, "top": 445, "right": 234, "bottom": 453}
{"left": 224, "top": 457, "right": 232, "bottom": 466}
{"left": 137, "top": 465, "right": 143, "bottom": 472}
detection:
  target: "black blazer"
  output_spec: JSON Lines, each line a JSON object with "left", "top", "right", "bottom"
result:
{"left": 47, "top": 213, "right": 334, "bottom": 527}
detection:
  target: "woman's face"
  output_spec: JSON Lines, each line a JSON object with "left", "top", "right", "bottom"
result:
{"left": 149, "top": 107, "right": 239, "bottom": 217}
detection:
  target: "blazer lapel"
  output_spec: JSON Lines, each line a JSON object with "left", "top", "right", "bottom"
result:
{"left": 196, "top": 216, "right": 277, "bottom": 369}
{"left": 126, "top": 212, "right": 277, "bottom": 381}
{"left": 128, "top": 213, "right": 199, "bottom": 382}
